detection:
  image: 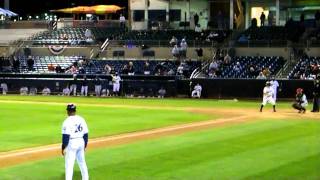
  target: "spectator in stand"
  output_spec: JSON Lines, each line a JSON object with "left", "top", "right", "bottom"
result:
{"left": 224, "top": 53, "right": 231, "bottom": 65}
{"left": 55, "top": 64, "right": 63, "bottom": 73}
{"left": 208, "top": 70, "right": 217, "bottom": 78}
{"left": 119, "top": 14, "right": 126, "bottom": 29}
{"left": 195, "top": 47, "right": 203, "bottom": 61}
{"left": 81, "top": 75, "right": 89, "bottom": 96}
{"left": 177, "top": 63, "right": 184, "bottom": 75}
{"left": 257, "top": 71, "right": 266, "bottom": 79}
{"left": 62, "top": 34, "right": 68, "bottom": 40}
{"left": 195, "top": 24, "right": 202, "bottom": 33}
{"left": 104, "top": 64, "right": 112, "bottom": 74}
{"left": 209, "top": 59, "right": 219, "bottom": 72}
{"left": 217, "top": 11, "right": 224, "bottom": 29}
{"left": 194, "top": 13, "right": 199, "bottom": 26}
{"left": 122, "top": 64, "right": 129, "bottom": 75}
{"left": 260, "top": 12, "right": 266, "bottom": 26}
{"left": 169, "top": 36, "right": 178, "bottom": 46}
{"left": 233, "top": 62, "right": 241, "bottom": 74}
{"left": 48, "top": 64, "right": 55, "bottom": 71}
{"left": 69, "top": 74, "right": 78, "bottom": 96}
{"left": 42, "top": 86, "right": 51, "bottom": 95}
{"left": 62, "top": 86, "right": 70, "bottom": 96}
{"left": 143, "top": 61, "right": 151, "bottom": 75}
{"left": 249, "top": 66, "right": 256, "bottom": 78}
{"left": 268, "top": 12, "right": 273, "bottom": 26}
{"left": 158, "top": 87, "right": 166, "bottom": 98}
{"left": 262, "top": 67, "right": 271, "bottom": 77}
{"left": 85, "top": 28, "right": 92, "bottom": 40}
{"left": 128, "top": 61, "right": 135, "bottom": 75}
{"left": 207, "top": 31, "right": 219, "bottom": 42}
{"left": 20, "top": 86, "right": 28, "bottom": 95}
{"left": 180, "top": 39, "right": 188, "bottom": 58}
{"left": 94, "top": 76, "right": 102, "bottom": 97}
{"left": 172, "top": 45, "right": 180, "bottom": 59}
{"left": 0, "top": 81, "right": 8, "bottom": 95}
{"left": 12, "top": 56, "right": 20, "bottom": 72}
{"left": 27, "top": 56, "right": 34, "bottom": 71}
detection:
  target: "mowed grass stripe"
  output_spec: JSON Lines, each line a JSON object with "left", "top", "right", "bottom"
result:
{"left": 0, "top": 119, "right": 319, "bottom": 179}
{"left": 0, "top": 95, "right": 292, "bottom": 109}
{"left": 0, "top": 102, "right": 211, "bottom": 152}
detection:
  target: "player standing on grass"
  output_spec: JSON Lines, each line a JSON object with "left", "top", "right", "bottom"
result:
{"left": 260, "top": 81, "right": 276, "bottom": 112}
{"left": 62, "top": 104, "right": 89, "bottom": 180}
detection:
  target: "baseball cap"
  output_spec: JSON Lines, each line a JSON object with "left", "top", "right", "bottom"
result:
{"left": 66, "top": 103, "right": 76, "bottom": 111}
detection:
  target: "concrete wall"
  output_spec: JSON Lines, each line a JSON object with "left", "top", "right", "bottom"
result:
{"left": 25, "top": 46, "right": 215, "bottom": 60}
{"left": 235, "top": 47, "right": 290, "bottom": 59}
{"left": 306, "top": 48, "right": 320, "bottom": 57}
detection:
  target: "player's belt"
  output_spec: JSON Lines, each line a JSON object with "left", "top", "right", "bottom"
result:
{"left": 70, "top": 137, "right": 82, "bottom": 139}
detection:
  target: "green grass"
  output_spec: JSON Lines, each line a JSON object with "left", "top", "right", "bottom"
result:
{"left": 0, "top": 100, "right": 211, "bottom": 152}
{"left": 1, "top": 119, "right": 319, "bottom": 179}
{"left": 0, "top": 95, "right": 293, "bottom": 109}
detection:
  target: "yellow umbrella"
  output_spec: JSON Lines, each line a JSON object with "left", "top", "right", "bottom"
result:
{"left": 51, "top": 5, "right": 124, "bottom": 15}
{"left": 86, "top": 5, "right": 124, "bottom": 14}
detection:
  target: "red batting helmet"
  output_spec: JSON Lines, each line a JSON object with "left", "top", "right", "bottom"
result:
{"left": 296, "top": 88, "right": 303, "bottom": 94}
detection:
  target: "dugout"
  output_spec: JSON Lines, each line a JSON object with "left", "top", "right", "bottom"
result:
{"left": 0, "top": 73, "right": 315, "bottom": 99}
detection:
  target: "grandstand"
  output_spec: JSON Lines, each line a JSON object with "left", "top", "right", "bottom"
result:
{"left": 0, "top": 0, "right": 319, "bottom": 98}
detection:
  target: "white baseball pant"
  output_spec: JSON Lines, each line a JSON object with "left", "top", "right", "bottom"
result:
{"left": 70, "top": 84, "right": 77, "bottom": 96}
{"left": 81, "top": 86, "right": 88, "bottom": 96}
{"left": 95, "top": 85, "right": 102, "bottom": 96}
{"left": 113, "top": 83, "right": 120, "bottom": 92}
{"left": 65, "top": 139, "right": 89, "bottom": 180}
{"left": 262, "top": 96, "right": 276, "bottom": 106}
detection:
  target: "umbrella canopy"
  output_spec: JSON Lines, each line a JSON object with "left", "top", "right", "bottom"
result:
{"left": 51, "top": 5, "right": 124, "bottom": 15}
{"left": 90, "top": 5, "right": 124, "bottom": 14}
{"left": 0, "top": 8, "right": 18, "bottom": 16}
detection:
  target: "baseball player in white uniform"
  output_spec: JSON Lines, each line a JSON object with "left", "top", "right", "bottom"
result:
{"left": 0, "top": 82, "right": 8, "bottom": 95}
{"left": 62, "top": 104, "right": 89, "bottom": 180}
{"left": 112, "top": 72, "right": 121, "bottom": 96}
{"left": 191, "top": 83, "right": 202, "bottom": 98}
{"left": 271, "top": 78, "right": 279, "bottom": 101}
{"left": 260, "top": 81, "right": 276, "bottom": 112}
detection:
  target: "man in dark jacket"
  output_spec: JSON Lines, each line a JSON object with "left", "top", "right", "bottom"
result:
{"left": 311, "top": 77, "right": 320, "bottom": 112}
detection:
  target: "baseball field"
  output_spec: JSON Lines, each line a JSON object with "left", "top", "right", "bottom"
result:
{"left": 0, "top": 96, "right": 319, "bottom": 179}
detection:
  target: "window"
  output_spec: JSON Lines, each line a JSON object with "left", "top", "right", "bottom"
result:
{"left": 133, "top": 10, "right": 145, "bottom": 22}
{"left": 169, "top": 9, "right": 181, "bottom": 22}
{"left": 148, "top": 10, "right": 166, "bottom": 21}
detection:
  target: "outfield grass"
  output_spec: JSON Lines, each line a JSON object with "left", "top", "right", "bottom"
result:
{"left": 0, "top": 99, "right": 211, "bottom": 152}
{"left": 0, "top": 95, "right": 294, "bottom": 109}
{"left": 1, "top": 119, "right": 319, "bottom": 179}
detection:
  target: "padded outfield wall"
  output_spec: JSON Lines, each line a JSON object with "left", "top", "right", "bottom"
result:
{"left": 0, "top": 73, "right": 314, "bottom": 99}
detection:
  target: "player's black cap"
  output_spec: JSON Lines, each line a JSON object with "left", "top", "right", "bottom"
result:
{"left": 66, "top": 103, "right": 76, "bottom": 111}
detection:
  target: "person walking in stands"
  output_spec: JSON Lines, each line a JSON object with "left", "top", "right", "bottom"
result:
{"left": 81, "top": 75, "right": 89, "bottom": 97}
{"left": 260, "top": 12, "right": 266, "bottom": 26}
{"left": 94, "top": 76, "right": 102, "bottom": 97}
{"left": 194, "top": 13, "right": 199, "bottom": 26}
{"left": 70, "top": 74, "right": 78, "bottom": 96}
{"left": 27, "top": 56, "right": 34, "bottom": 71}
{"left": 268, "top": 11, "right": 273, "bottom": 26}
{"left": 119, "top": 14, "right": 126, "bottom": 29}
